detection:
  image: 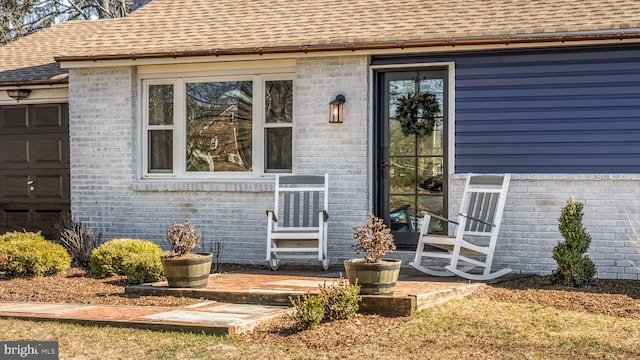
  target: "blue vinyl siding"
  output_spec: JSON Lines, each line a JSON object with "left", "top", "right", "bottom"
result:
{"left": 373, "top": 45, "right": 640, "bottom": 173}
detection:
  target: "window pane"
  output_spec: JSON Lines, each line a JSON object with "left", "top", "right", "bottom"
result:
{"left": 186, "top": 81, "right": 253, "bottom": 172}
{"left": 148, "top": 130, "right": 173, "bottom": 172}
{"left": 265, "top": 80, "right": 293, "bottom": 124}
{"left": 265, "top": 127, "right": 292, "bottom": 171}
{"left": 149, "top": 85, "right": 173, "bottom": 125}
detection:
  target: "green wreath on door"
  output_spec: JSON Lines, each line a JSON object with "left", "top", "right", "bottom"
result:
{"left": 394, "top": 92, "right": 441, "bottom": 136}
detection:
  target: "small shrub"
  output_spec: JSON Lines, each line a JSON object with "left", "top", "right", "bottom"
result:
{"left": 289, "top": 276, "right": 362, "bottom": 331}
{"left": 551, "top": 196, "right": 596, "bottom": 287}
{"left": 289, "top": 294, "right": 325, "bottom": 331}
{"left": 353, "top": 214, "right": 396, "bottom": 263}
{"left": 166, "top": 220, "right": 201, "bottom": 257}
{"left": 54, "top": 212, "right": 102, "bottom": 267}
{"left": 0, "top": 232, "right": 71, "bottom": 276}
{"left": 319, "top": 276, "right": 361, "bottom": 320}
{"left": 122, "top": 253, "right": 164, "bottom": 285}
{"left": 89, "top": 238, "right": 164, "bottom": 283}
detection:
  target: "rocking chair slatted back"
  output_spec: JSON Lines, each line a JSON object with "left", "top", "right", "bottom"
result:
{"left": 409, "top": 173, "right": 511, "bottom": 281}
{"left": 266, "top": 174, "right": 330, "bottom": 271}
{"left": 279, "top": 176, "right": 326, "bottom": 228}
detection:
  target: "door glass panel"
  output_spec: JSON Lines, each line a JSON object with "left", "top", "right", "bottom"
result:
{"left": 417, "top": 158, "right": 443, "bottom": 194}
{"left": 378, "top": 70, "right": 447, "bottom": 249}
{"left": 389, "top": 195, "right": 415, "bottom": 232}
{"left": 389, "top": 157, "right": 415, "bottom": 194}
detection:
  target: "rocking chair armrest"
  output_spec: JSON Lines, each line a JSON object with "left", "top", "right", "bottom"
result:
{"left": 266, "top": 210, "right": 278, "bottom": 222}
{"left": 459, "top": 212, "right": 495, "bottom": 227}
{"left": 424, "top": 211, "right": 459, "bottom": 225}
{"left": 318, "top": 209, "right": 329, "bottom": 221}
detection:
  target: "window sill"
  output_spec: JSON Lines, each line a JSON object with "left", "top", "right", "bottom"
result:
{"left": 131, "top": 178, "right": 275, "bottom": 193}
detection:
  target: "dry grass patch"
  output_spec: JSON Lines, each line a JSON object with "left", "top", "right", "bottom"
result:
{"left": 2, "top": 298, "right": 638, "bottom": 359}
{"left": 1, "top": 271, "right": 640, "bottom": 359}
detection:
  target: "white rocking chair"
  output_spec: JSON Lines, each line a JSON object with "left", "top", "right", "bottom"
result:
{"left": 266, "top": 174, "right": 329, "bottom": 271}
{"left": 409, "top": 173, "right": 511, "bottom": 281}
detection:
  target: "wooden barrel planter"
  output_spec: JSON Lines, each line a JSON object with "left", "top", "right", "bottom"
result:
{"left": 161, "top": 252, "right": 213, "bottom": 288}
{"left": 344, "top": 259, "right": 402, "bottom": 295}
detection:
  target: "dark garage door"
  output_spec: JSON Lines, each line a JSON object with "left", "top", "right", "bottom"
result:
{"left": 0, "top": 103, "right": 70, "bottom": 240}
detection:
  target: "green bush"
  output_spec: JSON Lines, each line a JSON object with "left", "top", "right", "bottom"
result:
{"left": 551, "top": 196, "right": 597, "bottom": 287}
{"left": 0, "top": 232, "right": 71, "bottom": 276}
{"left": 122, "top": 252, "right": 164, "bottom": 285}
{"left": 89, "top": 238, "right": 164, "bottom": 284}
{"left": 290, "top": 294, "right": 325, "bottom": 331}
{"left": 289, "top": 276, "right": 362, "bottom": 331}
{"left": 319, "top": 276, "right": 361, "bottom": 320}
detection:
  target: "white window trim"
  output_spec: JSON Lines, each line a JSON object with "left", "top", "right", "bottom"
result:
{"left": 140, "top": 72, "right": 295, "bottom": 179}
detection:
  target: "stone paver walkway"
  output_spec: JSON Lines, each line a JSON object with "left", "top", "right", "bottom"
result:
{"left": 0, "top": 300, "right": 291, "bottom": 335}
{"left": 0, "top": 267, "right": 486, "bottom": 335}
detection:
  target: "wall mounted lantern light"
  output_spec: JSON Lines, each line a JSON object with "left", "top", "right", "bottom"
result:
{"left": 329, "top": 94, "right": 345, "bottom": 123}
{"left": 6, "top": 89, "right": 32, "bottom": 102}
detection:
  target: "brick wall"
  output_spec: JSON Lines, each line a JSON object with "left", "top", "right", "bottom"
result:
{"left": 68, "top": 61, "right": 640, "bottom": 279}
{"left": 445, "top": 174, "right": 640, "bottom": 280}
{"left": 67, "top": 56, "right": 370, "bottom": 267}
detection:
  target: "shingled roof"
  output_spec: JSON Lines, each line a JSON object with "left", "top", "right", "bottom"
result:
{"left": 3, "top": 0, "right": 640, "bottom": 85}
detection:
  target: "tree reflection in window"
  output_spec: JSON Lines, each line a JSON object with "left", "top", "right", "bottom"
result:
{"left": 185, "top": 81, "right": 253, "bottom": 172}
{"left": 264, "top": 80, "right": 293, "bottom": 172}
{"left": 148, "top": 84, "right": 173, "bottom": 172}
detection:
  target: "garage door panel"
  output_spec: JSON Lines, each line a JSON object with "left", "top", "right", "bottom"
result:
{"left": 1, "top": 209, "right": 30, "bottom": 233}
{"left": 0, "top": 207, "right": 67, "bottom": 239}
{"left": 0, "top": 105, "right": 28, "bottom": 130}
{"left": 0, "top": 170, "right": 69, "bottom": 203}
{"left": 33, "top": 175, "right": 67, "bottom": 199}
{"left": 31, "top": 104, "right": 64, "bottom": 130}
{"left": 0, "top": 134, "right": 68, "bottom": 168}
{"left": 32, "top": 139, "right": 64, "bottom": 164}
{"left": 0, "top": 139, "right": 28, "bottom": 165}
{"left": 1, "top": 175, "right": 30, "bottom": 199}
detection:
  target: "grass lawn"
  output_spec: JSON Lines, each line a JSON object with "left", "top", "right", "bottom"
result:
{"left": 1, "top": 297, "right": 638, "bottom": 359}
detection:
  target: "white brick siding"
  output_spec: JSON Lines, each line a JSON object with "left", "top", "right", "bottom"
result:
{"left": 446, "top": 174, "right": 640, "bottom": 280}
{"left": 68, "top": 57, "right": 370, "bottom": 267}
{"left": 68, "top": 60, "right": 640, "bottom": 278}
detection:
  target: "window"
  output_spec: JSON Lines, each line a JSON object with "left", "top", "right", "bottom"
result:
{"left": 264, "top": 80, "right": 293, "bottom": 172}
{"left": 143, "top": 76, "right": 293, "bottom": 177}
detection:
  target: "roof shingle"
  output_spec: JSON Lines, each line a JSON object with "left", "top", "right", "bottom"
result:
{"left": 3, "top": 0, "right": 640, "bottom": 85}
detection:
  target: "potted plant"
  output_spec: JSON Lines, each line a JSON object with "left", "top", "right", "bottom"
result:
{"left": 344, "top": 214, "right": 402, "bottom": 295}
{"left": 161, "top": 220, "right": 212, "bottom": 288}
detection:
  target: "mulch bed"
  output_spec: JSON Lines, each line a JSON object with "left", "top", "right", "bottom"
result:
{"left": 1, "top": 267, "right": 639, "bottom": 348}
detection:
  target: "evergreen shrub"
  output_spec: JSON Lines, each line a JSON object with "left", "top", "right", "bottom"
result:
{"left": 89, "top": 238, "right": 164, "bottom": 284}
{"left": 0, "top": 231, "right": 71, "bottom": 276}
{"left": 551, "top": 196, "right": 597, "bottom": 287}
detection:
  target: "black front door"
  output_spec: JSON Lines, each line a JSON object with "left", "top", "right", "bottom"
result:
{"left": 374, "top": 69, "right": 448, "bottom": 249}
